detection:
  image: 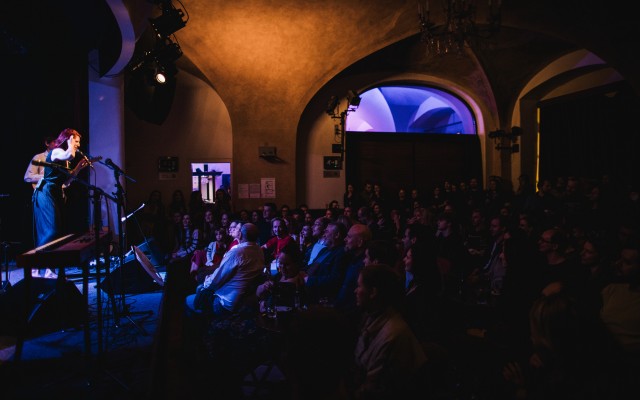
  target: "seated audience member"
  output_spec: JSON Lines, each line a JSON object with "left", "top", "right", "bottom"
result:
{"left": 227, "top": 220, "right": 244, "bottom": 250}
{"left": 190, "top": 227, "right": 228, "bottom": 284}
{"left": 303, "top": 216, "right": 331, "bottom": 267}
{"left": 364, "top": 239, "right": 400, "bottom": 269}
{"left": 503, "top": 292, "right": 621, "bottom": 400}
{"left": 200, "top": 208, "right": 217, "bottom": 245}
{"left": 600, "top": 243, "right": 640, "bottom": 355}
{"left": 186, "top": 223, "right": 264, "bottom": 318}
{"left": 334, "top": 223, "right": 372, "bottom": 312}
{"left": 536, "top": 227, "right": 588, "bottom": 301}
{"left": 256, "top": 243, "right": 306, "bottom": 312}
{"left": 351, "top": 264, "right": 427, "bottom": 399}
{"left": 261, "top": 217, "right": 294, "bottom": 265}
{"left": 304, "top": 221, "right": 348, "bottom": 304}
{"left": 402, "top": 240, "right": 443, "bottom": 342}
{"left": 298, "top": 223, "right": 314, "bottom": 254}
{"left": 169, "top": 213, "right": 202, "bottom": 264}
{"left": 357, "top": 205, "right": 381, "bottom": 240}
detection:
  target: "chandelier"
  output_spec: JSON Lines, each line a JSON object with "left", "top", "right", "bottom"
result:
{"left": 418, "top": 0, "right": 502, "bottom": 58}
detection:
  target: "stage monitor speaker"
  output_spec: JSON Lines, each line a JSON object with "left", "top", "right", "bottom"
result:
{"left": 0, "top": 277, "right": 84, "bottom": 338}
{"left": 124, "top": 238, "right": 165, "bottom": 267}
{"left": 102, "top": 240, "right": 165, "bottom": 295}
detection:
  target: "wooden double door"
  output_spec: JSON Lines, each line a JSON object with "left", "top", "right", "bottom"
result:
{"left": 345, "top": 131, "right": 482, "bottom": 207}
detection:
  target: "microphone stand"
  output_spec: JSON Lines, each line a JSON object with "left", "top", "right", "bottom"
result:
{"left": 74, "top": 174, "right": 131, "bottom": 389}
{"left": 110, "top": 163, "right": 151, "bottom": 337}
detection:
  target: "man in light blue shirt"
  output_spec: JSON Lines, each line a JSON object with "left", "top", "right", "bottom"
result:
{"left": 187, "top": 223, "right": 265, "bottom": 317}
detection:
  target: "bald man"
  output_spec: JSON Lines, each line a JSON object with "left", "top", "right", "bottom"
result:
{"left": 188, "top": 223, "right": 265, "bottom": 317}
{"left": 334, "top": 223, "right": 372, "bottom": 311}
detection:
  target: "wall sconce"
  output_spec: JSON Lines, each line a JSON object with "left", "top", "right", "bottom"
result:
{"left": 259, "top": 146, "right": 284, "bottom": 163}
{"left": 492, "top": 126, "right": 523, "bottom": 152}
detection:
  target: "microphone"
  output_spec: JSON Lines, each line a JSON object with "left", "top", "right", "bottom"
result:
{"left": 104, "top": 158, "right": 125, "bottom": 175}
{"left": 32, "top": 160, "right": 71, "bottom": 170}
{"left": 76, "top": 149, "right": 93, "bottom": 167}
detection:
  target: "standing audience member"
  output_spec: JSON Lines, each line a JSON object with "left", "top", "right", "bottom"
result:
{"left": 344, "top": 183, "right": 358, "bottom": 210}
{"left": 258, "top": 202, "right": 277, "bottom": 245}
{"left": 140, "top": 189, "right": 166, "bottom": 245}
{"left": 188, "top": 190, "right": 205, "bottom": 224}
{"left": 212, "top": 187, "right": 232, "bottom": 223}
{"left": 351, "top": 264, "right": 427, "bottom": 399}
{"left": 168, "top": 189, "right": 187, "bottom": 216}
{"left": 393, "top": 188, "right": 412, "bottom": 222}
{"left": 360, "top": 182, "right": 374, "bottom": 208}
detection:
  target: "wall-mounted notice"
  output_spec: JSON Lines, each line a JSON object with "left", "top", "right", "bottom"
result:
{"left": 261, "top": 178, "right": 276, "bottom": 198}
{"left": 250, "top": 183, "right": 262, "bottom": 198}
{"left": 237, "top": 184, "right": 249, "bottom": 199}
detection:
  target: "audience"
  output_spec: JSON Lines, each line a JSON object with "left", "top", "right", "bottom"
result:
{"left": 173, "top": 175, "right": 640, "bottom": 399}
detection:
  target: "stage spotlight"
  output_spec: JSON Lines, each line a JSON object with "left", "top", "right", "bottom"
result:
{"left": 151, "top": 60, "right": 177, "bottom": 85}
{"left": 155, "top": 68, "right": 167, "bottom": 84}
{"left": 347, "top": 90, "right": 361, "bottom": 107}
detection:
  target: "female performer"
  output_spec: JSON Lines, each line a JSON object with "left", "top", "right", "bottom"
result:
{"left": 32, "top": 128, "right": 90, "bottom": 270}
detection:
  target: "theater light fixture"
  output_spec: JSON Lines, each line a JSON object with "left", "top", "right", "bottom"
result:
{"left": 150, "top": 0, "right": 188, "bottom": 39}
{"left": 325, "top": 90, "right": 361, "bottom": 163}
{"left": 130, "top": 36, "right": 182, "bottom": 85}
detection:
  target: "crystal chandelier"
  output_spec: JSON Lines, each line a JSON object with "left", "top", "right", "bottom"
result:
{"left": 418, "top": 0, "right": 502, "bottom": 58}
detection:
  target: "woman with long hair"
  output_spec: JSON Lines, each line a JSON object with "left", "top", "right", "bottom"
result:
{"left": 32, "top": 128, "right": 90, "bottom": 278}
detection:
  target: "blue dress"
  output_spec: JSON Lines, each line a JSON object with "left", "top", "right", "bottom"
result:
{"left": 32, "top": 152, "right": 68, "bottom": 247}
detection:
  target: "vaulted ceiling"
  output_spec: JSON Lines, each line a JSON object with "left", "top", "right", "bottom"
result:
{"left": 3, "top": 1, "right": 637, "bottom": 120}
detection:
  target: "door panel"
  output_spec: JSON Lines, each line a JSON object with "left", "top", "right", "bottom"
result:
{"left": 346, "top": 132, "right": 482, "bottom": 208}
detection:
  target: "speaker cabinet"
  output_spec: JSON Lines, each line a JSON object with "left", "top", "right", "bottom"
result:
{"left": 0, "top": 277, "right": 85, "bottom": 338}
{"left": 101, "top": 239, "right": 165, "bottom": 295}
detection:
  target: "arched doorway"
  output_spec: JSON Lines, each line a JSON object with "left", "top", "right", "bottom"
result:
{"left": 344, "top": 85, "right": 482, "bottom": 205}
